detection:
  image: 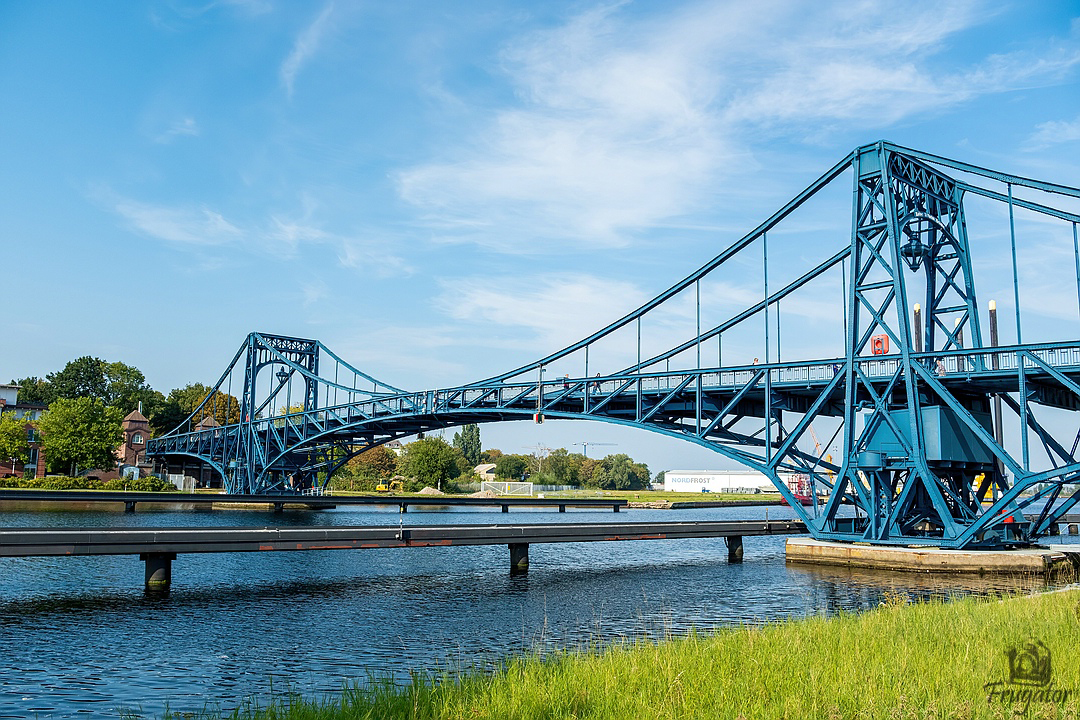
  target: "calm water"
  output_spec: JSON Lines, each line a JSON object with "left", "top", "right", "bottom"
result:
{"left": 0, "top": 502, "right": 1075, "bottom": 718}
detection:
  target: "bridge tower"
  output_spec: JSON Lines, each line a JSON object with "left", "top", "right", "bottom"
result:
{"left": 819, "top": 143, "right": 996, "bottom": 545}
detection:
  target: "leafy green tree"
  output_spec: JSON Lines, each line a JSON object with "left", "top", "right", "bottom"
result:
{"left": 540, "top": 448, "right": 585, "bottom": 486}
{"left": 452, "top": 424, "right": 482, "bottom": 467}
{"left": 191, "top": 387, "right": 242, "bottom": 426}
{"left": 398, "top": 436, "right": 459, "bottom": 490}
{"left": 578, "top": 457, "right": 601, "bottom": 487}
{"left": 0, "top": 412, "right": 31, "bottom": 466}
{"left": 103, "top": 361, "right": 157, "bottom": 414}
{"left": 149, "top": 396, "right": 187, "bottom": 435}
{"left": 592, "top": 453, "right": 649, "bottom": 490}
{"left": 38, "top": 397, "right": 123, "bottom": 475}
{"left": 273, "top": 404, "right": 305, "bottom": 427}
{"left": 481, "top": 448, "right": 503, "bottom": 463}
{"left": 46, "top": 356, "right": 108, "bottom": 404}
{"left": 345, "top": 445, "right": 398, "bottom": 480}
{"left": 10, "top": 377, "right": 49, "bottom": 405}
{"left": 450, "top": 445, "right": 472, "bottom": 479}
{"left": 152, "top": 383, "right": 242, "bottom": 433}
{"left": 494, "top": 454, "right": 528, "bottom": 480}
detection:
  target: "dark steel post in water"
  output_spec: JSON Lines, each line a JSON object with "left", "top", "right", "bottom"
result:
{"left": 725, "top": 535, "right": 743, "bottom": 563}
{"left": 142, "top": 552, "right": 174, "bottom": 593}
{"left": 509, "top": 543, "right": 529, "bottom": 573}
{"left": 989, "top": 300, "right": 1004, "bottom": 502}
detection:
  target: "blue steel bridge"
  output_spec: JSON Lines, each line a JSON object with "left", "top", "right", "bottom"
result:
{"left": 148, "top": 140, "right": 1080, "bottom": 551}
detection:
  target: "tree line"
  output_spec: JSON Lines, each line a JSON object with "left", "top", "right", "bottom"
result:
{"left": 4, "top": 356, "right": 653, "bottom": 489}
{"left": 5, "top": 355, "right": 240, "bottom": 475}
{"left": 339, "top": 426, "right": 651, "bottom": 492}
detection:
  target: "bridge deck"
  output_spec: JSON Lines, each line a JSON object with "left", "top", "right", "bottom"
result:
{"left": 0, "top": 519, "right": 805, "bottom": 557}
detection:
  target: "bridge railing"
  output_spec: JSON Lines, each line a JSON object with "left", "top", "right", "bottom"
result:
{"left": 150, "top": 342, "right": 1080, "bottom": 459}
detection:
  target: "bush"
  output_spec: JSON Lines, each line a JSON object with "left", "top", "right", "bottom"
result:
{"left": 330, "top": 474, "right": 382, "bottom": 492}
{"left": 102, "top": 476, "right": 178, "bottom": 492}
{"left": 0, "top": 475, "right": 177, "bottom": 492}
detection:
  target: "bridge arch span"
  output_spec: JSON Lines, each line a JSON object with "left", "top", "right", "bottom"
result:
{"left": 148, "top": 142, "right": 1080, "bottom": 549}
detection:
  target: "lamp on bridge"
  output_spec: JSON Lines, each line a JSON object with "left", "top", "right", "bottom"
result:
{"left": 276, "top": 367, "right": 290, "bottom": 385}
{"left": 899, "top": 235, "right": 928, "bottom": 271}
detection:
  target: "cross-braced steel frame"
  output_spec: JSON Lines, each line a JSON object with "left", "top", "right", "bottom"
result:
{"left": 147, "top": 141, "right": 1080, "bottom": 549}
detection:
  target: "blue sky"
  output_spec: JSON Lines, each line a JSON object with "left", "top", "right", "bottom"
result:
{"left": 3, "top": 1, "right": 1079, "bottom": 474}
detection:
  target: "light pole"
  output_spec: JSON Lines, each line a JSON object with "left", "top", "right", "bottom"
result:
{"left": 535, "top": 366, "right": 545, "bottom": 423}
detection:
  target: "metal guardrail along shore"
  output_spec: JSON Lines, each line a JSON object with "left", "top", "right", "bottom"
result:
{"left": 0, "top": 519, "right": 806, "bottom": 592}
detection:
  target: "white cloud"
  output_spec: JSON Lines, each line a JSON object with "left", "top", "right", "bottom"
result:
{"left": 155, "top": 117, "right": 200, "bottom": 144}
{"left": 1026, "top": 115, "right": 1080, "bottom": 150}
{"left": 398, "top": 2, "right": 741, "bottom": 250}
{"left": 113, "top": 197, "right": 242, "bottom": 246}
{"left": 300, "top": 282, "right": 327, "bottom": 308}
{"left": 438, "top": 274, "right": 648, "bottom": 350}
{"left": 104, "top": 191, "right": 408, "bottom": 275}
{"left": 281, "top": 2, "right": 335, "bottom": 98}
{"left": 397, "top": 0, "right": 1079, "bottom": 251}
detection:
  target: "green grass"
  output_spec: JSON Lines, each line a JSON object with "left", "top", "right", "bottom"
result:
{"left": 167, "top": 589, "right": 1080, "bottom": 720}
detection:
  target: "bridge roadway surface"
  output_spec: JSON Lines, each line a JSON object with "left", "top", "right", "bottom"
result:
{"left": 0, "top": 490, "right": 626, "bottom": 513}
{"left": 0, "top": 518, "right": 806, "bottom": 592}
{"left": 0, "top": 519, "right": 805, "bottom": 556}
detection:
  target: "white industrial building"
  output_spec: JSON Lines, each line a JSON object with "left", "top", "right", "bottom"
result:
{"left": 661, "top": 469, "right": 791, "bottom": 494}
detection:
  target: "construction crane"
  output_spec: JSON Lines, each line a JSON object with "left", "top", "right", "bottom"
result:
{"left": 572, "top": 442, "right": 616, "bottom": 458}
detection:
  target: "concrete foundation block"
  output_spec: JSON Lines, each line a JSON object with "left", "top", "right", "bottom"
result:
{"left": 785, "top": 538, "right": 1079, "bottom": 576}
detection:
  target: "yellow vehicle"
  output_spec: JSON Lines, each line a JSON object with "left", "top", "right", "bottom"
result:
{"left": 376, "top": 480, "right": 404, "bottom": 493}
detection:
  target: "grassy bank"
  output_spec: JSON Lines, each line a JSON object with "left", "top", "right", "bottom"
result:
{"left": 171, "top": 589, "right": 1080, "bottom": 720}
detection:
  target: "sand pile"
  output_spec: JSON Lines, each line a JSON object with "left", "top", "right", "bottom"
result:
{"left": 417, "top": 486, "right": 445, "bottom": 495}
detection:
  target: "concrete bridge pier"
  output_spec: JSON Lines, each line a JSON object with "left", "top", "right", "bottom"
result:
{"left": 726, "top": 535, "right": 744, "bottom": 563}
{"left": 142, "top": 552, "right": 176, "bottom": 593}
{"left": 509, "top": 543, "right": 529, "bottom": 573}
{"left": 124, "top": 501, "right": 137, "bottom": 513}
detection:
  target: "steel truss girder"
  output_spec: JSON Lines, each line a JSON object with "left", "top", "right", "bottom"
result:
{"left": 146, "top": 142, "right": 1080, "bottom": 548}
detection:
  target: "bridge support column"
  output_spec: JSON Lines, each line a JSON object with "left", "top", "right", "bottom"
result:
{"left": 1070, "top": 524, "right": 1078, "bottom": 535}
{"left": 509, "top": 543, "right": 529, "bottom": 573}
{"left": 400, "top": 504, "right": 408, "bottom": 513}
{"left": 726, "top": 536, "right": 743, "bottom": 563}
{"left": 142, "top": 553, "right": 175, "bottom": 593}
{"left": 125, "top": 501, "right": 136, "bottom": 513}
{"left": 273, "top": 502, "right": 284, "bottom": 514}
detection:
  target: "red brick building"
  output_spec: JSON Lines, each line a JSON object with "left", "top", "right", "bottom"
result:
{"left": 0, "top": 383, "right": 46, "bottom": 478}
{"left": 118, "top": 408, "right": 150, "bottom": 466}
